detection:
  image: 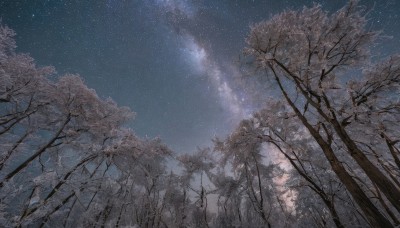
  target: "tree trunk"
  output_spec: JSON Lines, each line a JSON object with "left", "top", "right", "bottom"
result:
{"left": 274, "top": 59, "right": 400, "bottom": 213}
{"left": 330, "top": 116, "right": 400, "bottom": 213}
{"left": 271, "top": 68, "right": 393, "bottom": 227}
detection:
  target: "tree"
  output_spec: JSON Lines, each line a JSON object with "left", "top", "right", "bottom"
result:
{"left": 212, "top": 119, "right": 294, "bottom": 228}
{"left": 0, "top": 22, "right": 141, "bottom": 227}
{"left": 219, "top": 101, "right": 370, "bottom": 227}
{"left": 243, "top": 0, "right": 400, "bottom": 227}
{"left": 0, "top": 22, "right": 189, "bottom": 228}
{"left": 178, "top": 148, "right": 218, "bottom": 228}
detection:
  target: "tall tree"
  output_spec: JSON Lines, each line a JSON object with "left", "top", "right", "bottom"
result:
{"left": 243, "top": 1, "right": 400, "bottom": 227}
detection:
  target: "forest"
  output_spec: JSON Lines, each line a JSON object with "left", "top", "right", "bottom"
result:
{"left": 1, "top": 1, "right": 400, "bottom": 227}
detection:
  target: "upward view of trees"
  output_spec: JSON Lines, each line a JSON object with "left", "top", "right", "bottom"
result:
{"left": 241, "top": 0, "right": 400, "bottom": 227}
{"left": 1, "top": 1, "right": 399, "bottom": 227}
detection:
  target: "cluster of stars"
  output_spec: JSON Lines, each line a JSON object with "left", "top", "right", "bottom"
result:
{"left": 154, "top": 0, "right": 250, "bottom": 121}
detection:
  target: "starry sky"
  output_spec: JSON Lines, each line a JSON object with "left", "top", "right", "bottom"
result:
{"left": 1, "top": 0, "right": 399, "bottom": 154}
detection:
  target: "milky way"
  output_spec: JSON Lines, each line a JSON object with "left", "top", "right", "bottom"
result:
{"left": 153, "top": 0, "right": 251, "bottom": 120}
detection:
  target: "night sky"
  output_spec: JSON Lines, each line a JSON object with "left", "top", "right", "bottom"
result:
{"left": 1, "top": 0, "right": 399, "bottom": 154}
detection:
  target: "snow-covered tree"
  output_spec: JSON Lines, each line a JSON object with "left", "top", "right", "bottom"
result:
{"left": 2, "top": 0, "right": 400, "bottom": 227}
{"left": 243, "top": 0, "right": 400, "bottom": 227}
{"left": 212, "top": 119, "right": 294, "bottom": 228}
